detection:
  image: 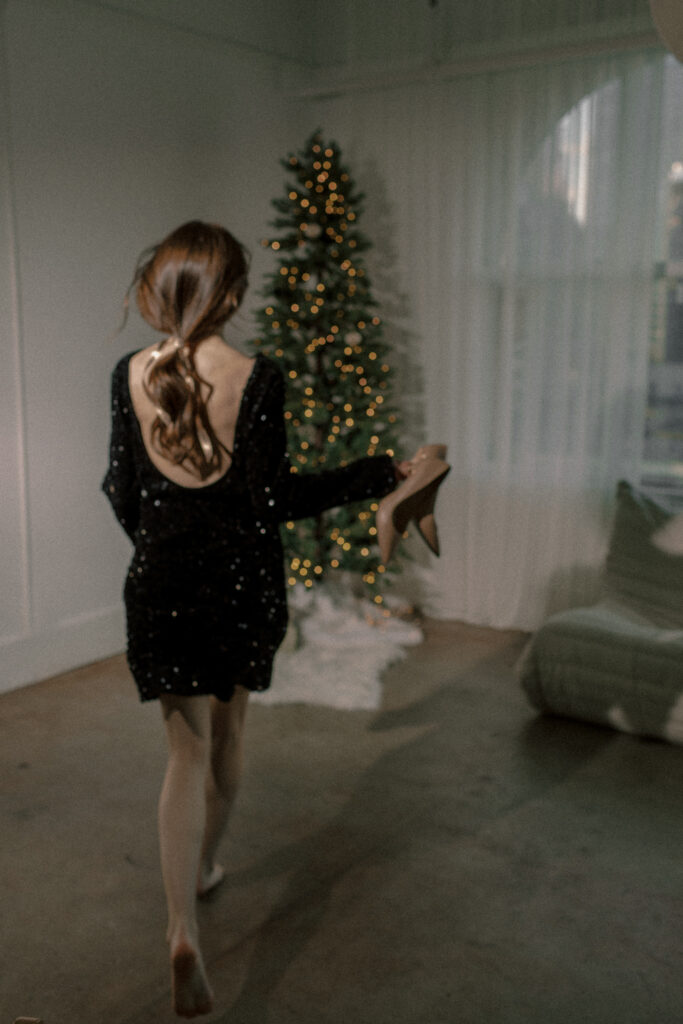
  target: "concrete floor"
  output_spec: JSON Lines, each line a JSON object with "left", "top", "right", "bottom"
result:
{"left": 1, "top": 619, "right": 682, "bottom": 1024}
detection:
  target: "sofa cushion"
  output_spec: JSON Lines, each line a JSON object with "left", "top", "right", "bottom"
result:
{"left": 603, "top": 480, "right": 683, "bottom": 629}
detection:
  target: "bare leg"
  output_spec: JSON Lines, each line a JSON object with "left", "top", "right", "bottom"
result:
{"left": 198, "top": 686, "right": 250, "bottom": 896}
{"left": 158, "top": 694, "right": 214, "bottom": 1018}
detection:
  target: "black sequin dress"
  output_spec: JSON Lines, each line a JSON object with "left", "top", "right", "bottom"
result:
{"left": 102, "top": 352, "right": 396, "bottom": 703}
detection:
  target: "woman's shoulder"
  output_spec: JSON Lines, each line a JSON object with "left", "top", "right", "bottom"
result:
{"left": 248, "top": 354, "right": 286, "bottom": 410}
{"left": 241, "top": 354, "right": 285, "bottom": 429}
{"left": 252, "top": 352, "right": 284, "bottom": 385}
{"left": 111, "top": 350, "right": 139, "bottom": 380}
{"left": 108, "top": 351, "right": 140, "bottom": 404}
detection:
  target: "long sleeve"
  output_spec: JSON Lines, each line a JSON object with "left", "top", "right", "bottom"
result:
{"left": 242, "top": 358, "right": 396, "bottom": 525}
{"left": 101, "top": 357, "right": 140, "bottom": 542}
{"left": 281, "top": 455, "right": 396, "bottom": 522}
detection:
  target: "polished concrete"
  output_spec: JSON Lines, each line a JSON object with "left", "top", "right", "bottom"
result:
{"left": 1, "top": 620, "right": 682, "bottom": 1024}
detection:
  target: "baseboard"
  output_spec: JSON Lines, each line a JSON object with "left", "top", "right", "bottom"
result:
{"left": 0, "top": 605, "right": 126, "bottom": 695}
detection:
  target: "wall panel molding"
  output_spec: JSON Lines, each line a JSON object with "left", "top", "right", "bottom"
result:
{"left": 0, "top": 605, "right": 125, "bottom": 694}
{"left": 0, "top": 0, "right": 305, "bottom": 692}
{"left": 0, "top": 2, "right": 31, "bottom": 642}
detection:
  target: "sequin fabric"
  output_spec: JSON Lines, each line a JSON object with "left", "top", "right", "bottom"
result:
{"left": 102, "top": 352, "right": 396, "bottom": 703}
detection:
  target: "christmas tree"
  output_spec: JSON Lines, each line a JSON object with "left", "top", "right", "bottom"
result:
{"left": 252, "top": 131, "right": 400, "bottom": 604}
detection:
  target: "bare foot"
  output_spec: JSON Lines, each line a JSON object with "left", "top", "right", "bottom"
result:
{"left": 197, "top": 861, "right": 225, "bottom": 899}
{"left": 171, "top": 940, "right": 214, "bottom": 1018}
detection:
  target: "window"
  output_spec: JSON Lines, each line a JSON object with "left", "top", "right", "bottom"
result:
{"left": 643, "top": 58, "right": 683, "bottom": 487}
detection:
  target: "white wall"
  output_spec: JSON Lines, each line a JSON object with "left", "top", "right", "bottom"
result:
{"left": 5, "top": 2, "right": 661, "bottom": 692}
{"left": 0, "top": 0, "right": 306, "bottom": 693}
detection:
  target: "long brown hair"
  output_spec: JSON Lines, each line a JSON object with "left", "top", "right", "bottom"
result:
{"left": 131, "top": 220, "right": 249, "bottom": 480}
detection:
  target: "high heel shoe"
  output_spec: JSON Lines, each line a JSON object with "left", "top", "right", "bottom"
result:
{"left": 409, "top": 445, "right": 448, "bottom": 555}
{"left": 376, "top": 446, "right": 450, "bottom": 564}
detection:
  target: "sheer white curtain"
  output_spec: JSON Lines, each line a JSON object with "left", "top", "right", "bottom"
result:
{"left": 314, "top": 50, "right": 681, "bottom": 629}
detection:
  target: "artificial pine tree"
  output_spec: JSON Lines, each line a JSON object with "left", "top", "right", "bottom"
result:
{"left": 253, "top": 131, "right": 401, "bottom": 605}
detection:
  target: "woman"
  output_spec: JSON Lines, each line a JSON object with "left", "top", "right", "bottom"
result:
{"left": 102, "top": 220, "right": 448, "bottom": 1017}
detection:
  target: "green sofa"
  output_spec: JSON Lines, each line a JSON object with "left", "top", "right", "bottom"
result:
{"left": 517, "top": 480, "right": 683, "bottom": 744}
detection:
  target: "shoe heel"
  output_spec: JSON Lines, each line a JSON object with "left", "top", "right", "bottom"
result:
{"left": 376, "top": 459, "right": 450, "bottom": 564}
{"left": 416, "top": 512, "right": 439, "bottom": 555}
{"left": 413, "top": 464, "right": 450, "bottom": 555}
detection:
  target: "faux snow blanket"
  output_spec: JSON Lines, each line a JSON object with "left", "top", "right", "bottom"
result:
{"left": 255, "top": 587, "right": 423, "bottom": 711}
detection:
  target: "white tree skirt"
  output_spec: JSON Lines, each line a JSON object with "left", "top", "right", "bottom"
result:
{"left": 253, "top": 588, "right": 423, "bottom": 711}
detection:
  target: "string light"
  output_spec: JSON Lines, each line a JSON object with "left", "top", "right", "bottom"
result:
{"left": 257, "top": 134, "right": 399, "bottom": 602}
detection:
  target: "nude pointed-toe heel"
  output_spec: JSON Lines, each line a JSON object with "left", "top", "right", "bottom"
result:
{"left": 409, "top": 445, "right": 449, "bottom": 555}
{"left": 415, "top": 502, "right": 441, "bottom": 556}
{"left": 413, "top": 462, "right": 450, "bottom": 555}
{"left": 376, "top": 453, "right": 450, "bottom": 564}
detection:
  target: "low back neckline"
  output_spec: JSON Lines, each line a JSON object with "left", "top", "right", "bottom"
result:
{"left": 124, "top": 350, "right": 260, "bottom": 491}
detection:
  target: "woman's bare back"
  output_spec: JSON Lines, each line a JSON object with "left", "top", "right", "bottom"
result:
{"left": 128, "top": 336, "right": 256, "bottom": 488}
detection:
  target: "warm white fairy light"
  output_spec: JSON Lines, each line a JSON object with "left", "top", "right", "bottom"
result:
{"left": 257, "top": 135, "right": 399, "bottom": 595}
